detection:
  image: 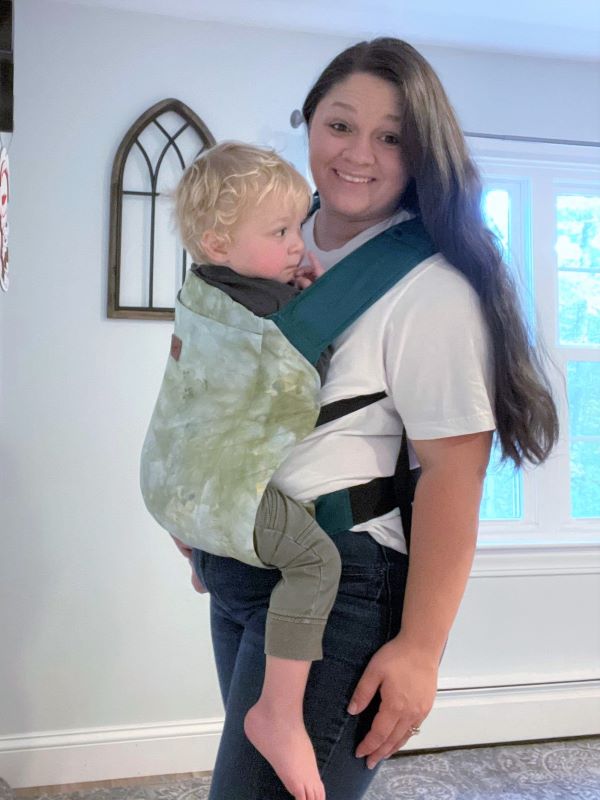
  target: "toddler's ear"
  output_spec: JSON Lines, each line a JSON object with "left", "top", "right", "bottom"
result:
{"left": 201, "top": 230, "right": 230, "bottom": 264}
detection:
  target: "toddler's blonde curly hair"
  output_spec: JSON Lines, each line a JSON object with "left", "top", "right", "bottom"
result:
{"left": 174, "top": 141, "right": 312, "bottom": 264}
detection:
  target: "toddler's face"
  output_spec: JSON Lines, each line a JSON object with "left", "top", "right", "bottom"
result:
{"left": 223, "top": 196, "right": 306, "bottom": 283}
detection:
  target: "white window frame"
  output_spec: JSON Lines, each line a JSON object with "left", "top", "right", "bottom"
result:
{"left": 468, "top": 137, "right": 600, "bottom": 552}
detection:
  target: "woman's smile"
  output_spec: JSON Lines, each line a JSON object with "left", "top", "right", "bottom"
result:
{"left": 333, "top": 170, "right": 375, "bottom": 184}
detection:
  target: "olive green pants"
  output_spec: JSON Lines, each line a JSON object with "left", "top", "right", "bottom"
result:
{"left": 253, "top": 486, "right": 342, "bottom": 661}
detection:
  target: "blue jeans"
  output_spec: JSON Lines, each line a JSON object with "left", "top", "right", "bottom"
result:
{"left": 192, "top": 530, "right": 408, "bottom": 799}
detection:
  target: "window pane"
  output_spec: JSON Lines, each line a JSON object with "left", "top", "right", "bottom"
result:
{"left": 480, "top": 440, "right": 523, "bottom": 521}
{"left": 568, "top": 361, "right": 600, "bottom": 518}
{"left": 480, "top": 187, "right": 522, "bottom": 521}
{"left": 483, "top": 189, "right": 510, "bottom": 262}
{"left": 556, "top": 195, "right": 600, "bottom": 346}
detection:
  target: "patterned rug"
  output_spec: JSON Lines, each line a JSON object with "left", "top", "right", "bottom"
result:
{"left": 5, "top": 736, "right": 600, "bottom": 800}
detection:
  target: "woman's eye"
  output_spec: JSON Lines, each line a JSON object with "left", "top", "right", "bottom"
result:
{"left": 381, "top": 134, "right": 401, "bottom": 145}
{"left": 329, "top": 122, "right": 350, "bottom": 133}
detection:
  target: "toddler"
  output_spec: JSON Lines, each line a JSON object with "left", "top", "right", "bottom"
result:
{"left": 170, "top": 142, "right": 341, "bottom": 800}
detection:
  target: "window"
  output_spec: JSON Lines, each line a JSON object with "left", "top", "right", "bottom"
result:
{"left": 471, "top": 138, "right": 600, "bottom": 543}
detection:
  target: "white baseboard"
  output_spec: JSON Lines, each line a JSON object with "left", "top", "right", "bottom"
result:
{"left": 403, "top": 679, "right": 600, "bottom": 752}
{"left": 0, "top": 719, "right": 222, "bottom": 789}
{"left": 1, "top": 682, "right": 598, "bottom": 788}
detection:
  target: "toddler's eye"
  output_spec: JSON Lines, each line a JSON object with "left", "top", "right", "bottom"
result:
{"left": 276, "top": 227, "right": 287, "bottom": 237}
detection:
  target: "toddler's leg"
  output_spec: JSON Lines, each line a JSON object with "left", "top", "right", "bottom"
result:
{"left": 244, "top": 656, "right": 321, "bottom": 800}
{"left": 244, "top": 487, "right": 341, "bottom": 800}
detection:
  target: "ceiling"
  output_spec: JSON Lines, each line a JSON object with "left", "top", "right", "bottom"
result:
{"left": 59, "top": 0, "right": 600, "bottom": 61}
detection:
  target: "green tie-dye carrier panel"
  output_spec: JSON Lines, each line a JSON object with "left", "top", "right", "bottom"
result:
{"left": 140, "top": 272, "right": 320, "bottom": 568}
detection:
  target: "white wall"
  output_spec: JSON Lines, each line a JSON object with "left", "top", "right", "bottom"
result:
{"left": 1, "top": 0, "right": 599, "bottom": 787}
{"left": 422, "top": 46, "right": 600, "bottom": 143}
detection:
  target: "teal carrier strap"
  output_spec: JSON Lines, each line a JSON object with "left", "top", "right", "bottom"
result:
{"left": 268, "top": 216, "right": 435, "bottom": 543}
{"left": 269, "top": 217, "right": 434, "bottom": 367}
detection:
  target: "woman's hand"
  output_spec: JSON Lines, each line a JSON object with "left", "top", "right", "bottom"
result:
{"left": 348, "top": 636, "right": 438, "bottom": 769}
{"left": 171, "top": 535, "right": 208, "bottom": 594}
{"left": 293, "top": 251, "right": 324, "bottom": 289}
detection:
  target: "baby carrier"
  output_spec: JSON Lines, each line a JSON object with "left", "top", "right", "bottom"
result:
{"left": 140, "top": 217, "right": 435, "bottom": 567}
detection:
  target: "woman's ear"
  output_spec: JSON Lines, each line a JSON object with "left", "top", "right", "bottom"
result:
{"left": 201, "top": 230, "right": 230, "bottom": 264}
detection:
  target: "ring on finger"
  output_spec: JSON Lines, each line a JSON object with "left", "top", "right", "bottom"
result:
{"left": 408, "top": 724, "right": 422, "bottom": 736}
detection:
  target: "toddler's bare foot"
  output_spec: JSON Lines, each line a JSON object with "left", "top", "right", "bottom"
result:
{"left": 244, "top": 699, "right": 325, "bottom": 800}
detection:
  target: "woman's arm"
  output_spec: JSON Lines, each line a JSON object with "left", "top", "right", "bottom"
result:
{"left": 348, "top": 430, "right": 492, "bottom": 768}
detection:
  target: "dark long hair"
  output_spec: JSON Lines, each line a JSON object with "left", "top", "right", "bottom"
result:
{"left": 303, "top": 38, "right": 559, "bottom": 467}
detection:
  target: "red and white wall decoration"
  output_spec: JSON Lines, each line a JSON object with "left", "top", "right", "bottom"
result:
{"left": 0, "top": 0, "right": 12, "bottom": 292}
{"left": 0, "top": 144, "right": 8, "bottom": 292}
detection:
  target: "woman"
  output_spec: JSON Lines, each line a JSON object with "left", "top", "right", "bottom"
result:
{"left": 175, "top": 38, "right": 559, "bottom": 799}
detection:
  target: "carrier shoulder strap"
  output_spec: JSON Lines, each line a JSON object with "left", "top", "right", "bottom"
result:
{"left": 267, "top": 216, "right": 435, "bottom": 365}
{"left": 268, "top": 214, "right": 435, "bottom": 550}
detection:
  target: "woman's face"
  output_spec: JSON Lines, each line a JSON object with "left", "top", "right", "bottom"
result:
{"left": 308, "top": 72, "right": 411, "bottom": 228}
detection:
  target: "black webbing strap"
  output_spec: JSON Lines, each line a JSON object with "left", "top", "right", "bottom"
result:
{"left": 315, "top": 391, "right": 387, "bottom": 427}
{"left": 395, "top": 429, "right": 420, "bottom": 552}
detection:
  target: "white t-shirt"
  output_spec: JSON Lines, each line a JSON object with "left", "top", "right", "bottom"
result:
{"left": 270, "top": 210, "right": 496, "bottom": 555}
